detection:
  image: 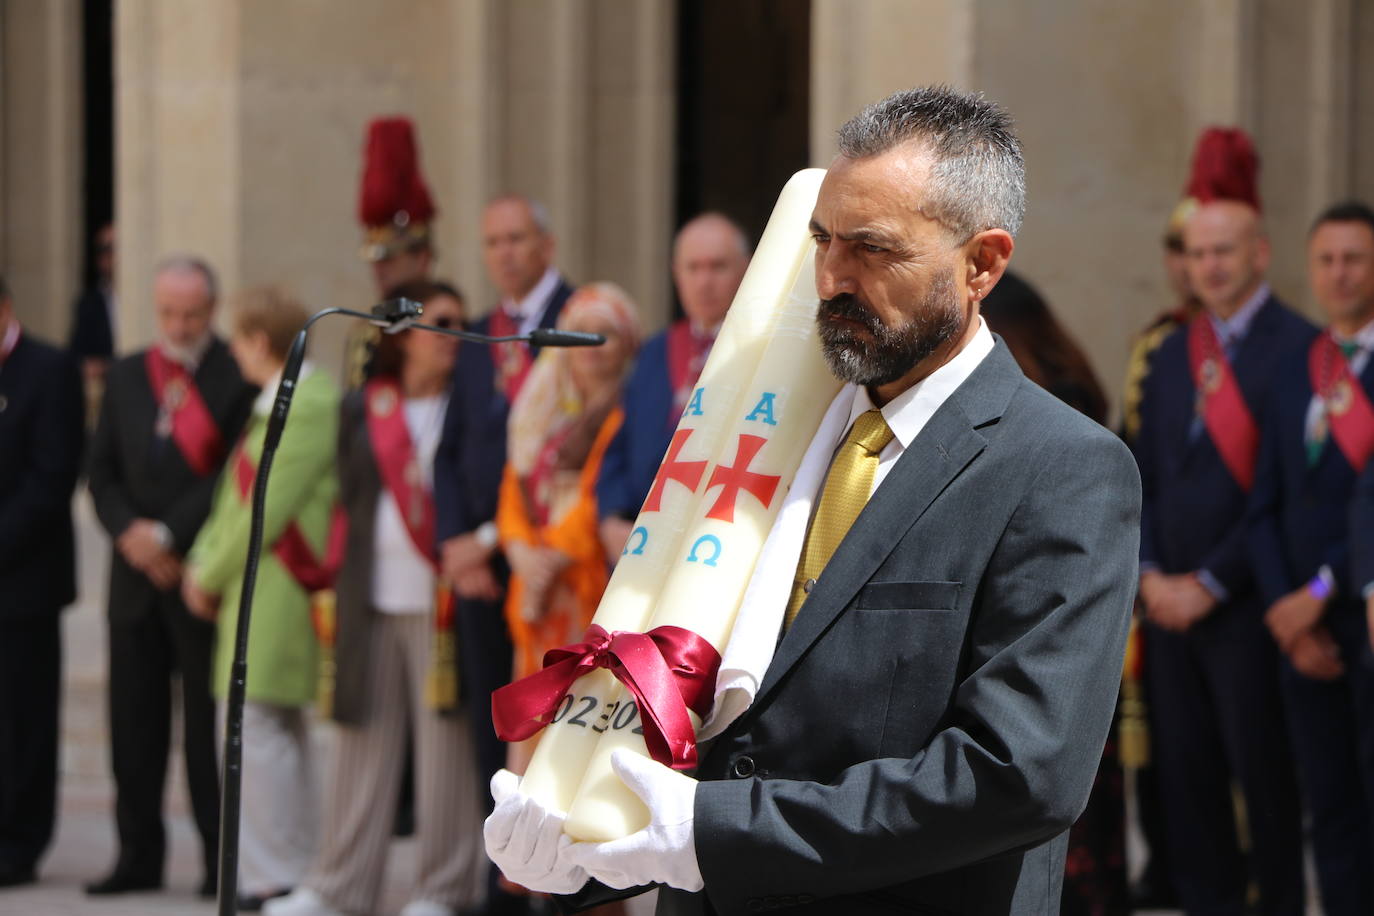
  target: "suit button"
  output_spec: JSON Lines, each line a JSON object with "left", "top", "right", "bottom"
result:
{"left": 732, "top": 755, "right": 756, "bottom": 778}
{"left": 803, "top": 577, "right": 816, "bottom": 593}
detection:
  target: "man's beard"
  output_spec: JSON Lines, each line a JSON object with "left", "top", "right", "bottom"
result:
{"left": 816, "top": 274, "right": 963, "bottom": 387}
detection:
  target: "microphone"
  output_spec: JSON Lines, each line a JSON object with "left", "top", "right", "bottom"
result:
{"left": 365, "top": 298, "right": 605, "bottom": 347}
{"left": 370, "top": 297, "right": 423, "bottom": 333}
{"left": 528, "top": 327, "right": 607, "bottom": 348}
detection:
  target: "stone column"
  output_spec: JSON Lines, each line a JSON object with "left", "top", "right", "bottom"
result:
{"left": 113, "top": 0, "right": 676, "bottom": 365}
{"left": 0, "top": 0, "right": 83, "bottom": 341}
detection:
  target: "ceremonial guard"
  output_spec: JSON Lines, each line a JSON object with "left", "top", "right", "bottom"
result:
{"left": 1248, "top": 200, "right": 1374, "bottom": 913}
{"left": 346, "top": 116, "right": 438, "bottom": 387}
{"left": 0, "top": 275, "right": 84, "bottom": 889}
{"left": 1115, "top": 148, "right": 1205, "bottom": 912}
{"left": 596, "top": 213, "right": 749, "bottom": 559}
{"left": 86, "top": 256, "right": 255, "bottom": 897}
{"left": 1133, "top": 130, "right": 1308, "bottom": 914}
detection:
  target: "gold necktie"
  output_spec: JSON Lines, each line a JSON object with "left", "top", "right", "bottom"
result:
{"left": 784, "top": 408, "right": 895, "bottom": 629}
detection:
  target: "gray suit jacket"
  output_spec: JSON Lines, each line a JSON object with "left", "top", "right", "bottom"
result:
{"left": 559, "top": 341, "right": 1139, "bottom": 915}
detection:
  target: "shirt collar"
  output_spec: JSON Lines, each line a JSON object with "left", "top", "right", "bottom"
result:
{"left": 501, "top": 266, "right": 561, "bottom": 322}
{"left": 1333, "top": 315, "right": 1374, "bottom": 352}
{"left": 846, "top": 315, "right": 996, "bottom": 450}
{"left": 252, "top": 361, "right": 314, "bottom": 416}
{"left": 1208, "top": 282, "right": 1270, "bottom": 344}
{"left": 0, "top": 317, "right": 21, "bottom": 363}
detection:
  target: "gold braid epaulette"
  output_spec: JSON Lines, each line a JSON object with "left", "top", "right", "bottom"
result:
{"left": 1117, "top": 313, "right": 1185, "bottom": 770}
{"left": 1121, "top": 317, "right": 1183, "bottom": 444}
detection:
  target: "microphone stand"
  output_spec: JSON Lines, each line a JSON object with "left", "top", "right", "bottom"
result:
{"left": 216, "top": 300, "right": 602, "bottom": 915}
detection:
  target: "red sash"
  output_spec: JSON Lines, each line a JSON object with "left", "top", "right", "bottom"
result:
{"left": 1308, "top": 332, "right": 1374, "bottom": 472}
{"left": 1188, "top": 316, "right": 1259, "bottom": 491}
{"left": 667, "top": 321, "right": 713, "bottom": 419}
{"left": 234, "top": 445, "right": 346, "bottom": 592}
{"left": 0, "top": 321, "right": 20, "bottom": 368}
{"left": 489, "top": 308, "right": 533, "bottom": 403}
{"left": 146, "top": 347, "right": 225, "bottom": 477}
{"left": 364, "top": 378, "right": 438, "bottom": 569}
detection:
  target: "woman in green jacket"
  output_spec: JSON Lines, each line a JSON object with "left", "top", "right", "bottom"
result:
{"left": 183, "top": 287, "right": 339, "bottom": 909}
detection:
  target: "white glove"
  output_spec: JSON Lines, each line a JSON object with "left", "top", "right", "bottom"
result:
{"left": 565, "top": 748, "right": 704, "bottom": 892}
{"left": 483, "top": 769, "right": 590, "bottom": 894}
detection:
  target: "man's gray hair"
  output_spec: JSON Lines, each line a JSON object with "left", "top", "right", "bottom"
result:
{"left": 487, "top": 194, "right": 553, "bottom": 236}
{"left": 837, "top": 85, "right": 1025, "bottom": 239}
{"left": 154, "top": 254, "right": 218, "bottom": 303}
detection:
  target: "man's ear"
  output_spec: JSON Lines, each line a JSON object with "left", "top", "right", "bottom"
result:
{"left": 965, "top": 229, "right": 1014, "bottom": 301}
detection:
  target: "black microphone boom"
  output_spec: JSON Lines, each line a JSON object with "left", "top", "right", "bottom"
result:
{"left": 215, "top": 296, "right": 602, "bottom": 915}
{"left": 527, "top": 327, "right": 608, "bottom": 347}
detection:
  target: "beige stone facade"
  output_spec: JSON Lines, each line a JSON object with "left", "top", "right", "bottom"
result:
{"left": 4, "top": 0, "right": 1374, "bottom": 414}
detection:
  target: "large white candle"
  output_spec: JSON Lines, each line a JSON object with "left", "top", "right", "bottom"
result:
{"left": 516, "top": 168, "right": 828, "bottom": 815}
{"left": 562, "top": 199, "right": 842, "bottom": 842}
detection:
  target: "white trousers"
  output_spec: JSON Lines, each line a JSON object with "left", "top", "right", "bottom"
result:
{"left": 217, "top": 700, "right": 319, "bottom": 896}
{"left": 306, "top": 612, "right": 485, "bottom": 913}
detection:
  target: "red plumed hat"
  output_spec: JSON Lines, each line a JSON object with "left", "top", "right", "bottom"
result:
{"left": 357, "top": 117, "right": 436, "bottom": 261}
{"left": 1184, "top": 126, "right": 1261, "bottom": 212}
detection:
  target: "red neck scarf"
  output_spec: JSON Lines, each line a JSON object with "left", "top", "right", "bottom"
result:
{"left": 667, "top": 320, "right": 714, "bottom": 419}
{"left": 1188, "top": 315, "right": 1259, "bottom": 491}
{"left": 146, "top": 346, "right": 225, "bottom": 477}
{"left": 234, "top": 438, "right": 346, "bottom": 591}
{"left": 489, "top": 308, "right": 534, "bottom": 403}
{"left": 364, "top": 378, "right": 437, "bottom": 569}
{"left": 1308, "top": 331, "right": 1374, "bottom": 471}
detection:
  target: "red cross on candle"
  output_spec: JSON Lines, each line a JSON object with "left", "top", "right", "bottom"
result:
{"left": 642, "top": 427, "right": 709, "bottom": 513}
{"left": 704, "top": 434, "right": 781, "bottom": 522}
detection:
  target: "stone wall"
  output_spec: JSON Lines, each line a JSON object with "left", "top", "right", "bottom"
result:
{"left": 3, "top": 0, "right": 1372, "bottom": 409}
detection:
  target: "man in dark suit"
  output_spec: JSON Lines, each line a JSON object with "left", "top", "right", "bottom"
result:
{"left": 0, "top": 274, "right": 84, "bottom": 889}
{"left": 68, "top": 222, "right": 118, "bottom": 384}
{"left": 1135, "top": 184, "right": 1310, "bottom": 911}
{"left": 487, "top": 86, "right": 1141, "bottom": 915}
{"left": 435, "top": 194, "right": 572, "bottom": 915}
{"left": 86, "top": 256, "right": 255, "bottom": 897}
{"left": 596, "top": 212, "right": 750, "bottom": 559}
{"left": 1248, "top": 201, "right": 1374, "bottom": 913}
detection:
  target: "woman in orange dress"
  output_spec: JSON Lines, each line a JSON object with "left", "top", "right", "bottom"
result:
{"left": 497, "top": 282, "right": 641, "bottom": 769}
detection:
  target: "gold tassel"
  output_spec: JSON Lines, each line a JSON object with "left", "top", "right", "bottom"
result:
{"left": 311, "top": 589, "right": 338, "bottom": 719}
{"left": 426, "top": 583, "right": 459, "bottom": 712}
{"left": 1118, "top": 616, "right": 1150, "bottom": 769}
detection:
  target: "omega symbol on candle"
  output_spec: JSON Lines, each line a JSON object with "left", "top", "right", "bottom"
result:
{"left": 621, "top": 526, "right": 648, "bottom": 557}
{"left": 686, "top": 535, "right": 723, "bottom": 567}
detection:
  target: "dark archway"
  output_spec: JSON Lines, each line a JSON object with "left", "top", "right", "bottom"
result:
{"left": 675, "top": 0, "right": 811, "bottom": 258}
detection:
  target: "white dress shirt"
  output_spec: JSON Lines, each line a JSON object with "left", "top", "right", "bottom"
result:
{"left": 703, "top": 317, "right": 995, "bottom": 739}
{"left": 501, "top": 267, "right": 562, "bottom": 336}
{"left": 372, "top": 393, "right": 448, "bottom": 614}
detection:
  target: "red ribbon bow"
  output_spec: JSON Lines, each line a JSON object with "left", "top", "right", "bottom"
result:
{"left": 491, "top": 624, "right": 721, "bottom": 770}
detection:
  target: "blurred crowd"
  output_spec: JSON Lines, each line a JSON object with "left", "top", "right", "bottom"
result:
{"left": 3, "top": 114, "right": 1374, "bottom": 916}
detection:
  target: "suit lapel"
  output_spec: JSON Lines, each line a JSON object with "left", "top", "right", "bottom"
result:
{"left": 747, "top": 343, "right": 1024, "bottom": 714}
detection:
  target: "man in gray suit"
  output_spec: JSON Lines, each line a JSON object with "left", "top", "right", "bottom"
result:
{"left": 487, "top": 86, "right": 1141, "bottom": 915}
